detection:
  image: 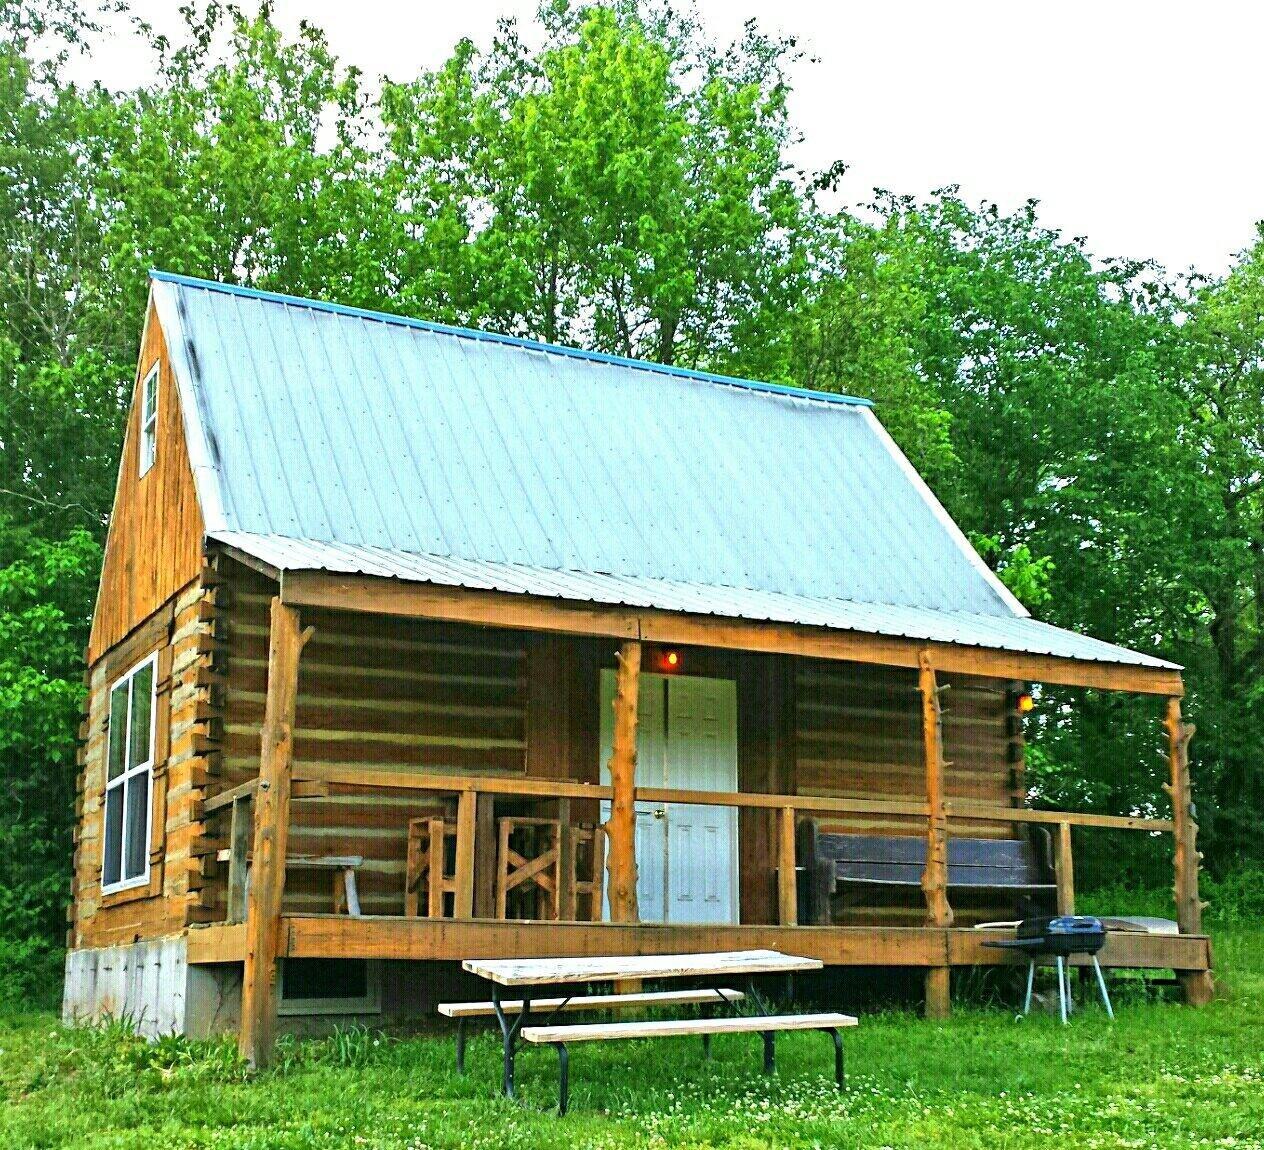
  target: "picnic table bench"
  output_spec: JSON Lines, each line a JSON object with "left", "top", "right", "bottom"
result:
{"left": 443, "top": 949, "right": 857, "bottom": 1114}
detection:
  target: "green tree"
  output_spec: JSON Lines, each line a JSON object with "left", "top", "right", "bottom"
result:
{"left": 381, "top": 1, "right": 813, "bottom": 367}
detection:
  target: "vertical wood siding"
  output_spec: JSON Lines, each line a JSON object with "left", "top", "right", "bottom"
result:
{"left": 87, "top": 305, "right": 205, "bottom": 663}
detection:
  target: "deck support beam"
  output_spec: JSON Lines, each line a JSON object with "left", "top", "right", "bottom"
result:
{"left": 605, "top": 640, "right": 641, "bottom": 924}
{"left": 918, "top": 650, "right": 953, "bottom": 1019}
{"left": 1165, "top": 697, "right": 1213, "bottom": 1005}
{"left": 239, "top": 598, "right": 310, "bottom": 1068}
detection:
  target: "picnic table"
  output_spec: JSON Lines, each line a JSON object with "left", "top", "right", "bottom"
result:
{"left": 448, "top": 949, "right": 855, "bottom": 1112}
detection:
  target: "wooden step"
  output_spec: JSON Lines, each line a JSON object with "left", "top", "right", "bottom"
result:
{"left": 521, "top": 1011, "right": 857, "bottom": 1044}
{"left": 438, "top": 988, "right": 744, "bottom": 1019}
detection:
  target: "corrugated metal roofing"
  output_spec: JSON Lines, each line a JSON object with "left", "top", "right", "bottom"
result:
{"left": 209, "top": 531, "right": 1175, "bottom": 669}
{"left": 151, "top": 271, "right": 1176, "bottom": 672}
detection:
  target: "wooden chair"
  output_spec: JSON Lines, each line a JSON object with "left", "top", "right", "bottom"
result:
{"left": 405, "top": 817, "right": 455, "bottom": 917}
{"left": 495, "top": 816, "right": 606, "bottom": 921}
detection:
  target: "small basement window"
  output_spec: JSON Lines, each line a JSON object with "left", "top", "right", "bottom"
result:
{"left": 101, "top": 655, "right": 157, "bottom": 893}
{"left": 139, "top": 363, "right": 159, "bottom": 476}
{"left": 278, "top": 959, "right": 382, "bottom": 1016}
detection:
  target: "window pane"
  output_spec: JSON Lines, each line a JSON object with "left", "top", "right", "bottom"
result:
{"left": 144, "top": 370, "right": 157, "bottom": 420}
{"left": 103, "top": 786, "right": 123, "bottom": 887}
{"left": 108, "top": 684, "right": 128, "bottom": 781}
{"left": 129, "top": 663, "right": 153, "bottom": 768}
{"left": 124, "top": 772, "right": 150, "bottom": 880}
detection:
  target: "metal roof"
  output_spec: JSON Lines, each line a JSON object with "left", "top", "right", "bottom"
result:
{"left": 151, "top": 271, "right": 1176, "bottom": 673}
{"left": 209, "top": 531, "right": 1175, "bottom": 669}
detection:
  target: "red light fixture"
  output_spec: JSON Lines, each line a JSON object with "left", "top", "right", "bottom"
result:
{"left": 1016, "top": 692, "right": 1034, "bottom": 714}
{"left": 658, "top": 649, "right": 682, "bottom": 672}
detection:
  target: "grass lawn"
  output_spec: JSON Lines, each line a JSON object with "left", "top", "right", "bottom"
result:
{"left": 2, "top": 929, "right": 1261, "bottom": 1150}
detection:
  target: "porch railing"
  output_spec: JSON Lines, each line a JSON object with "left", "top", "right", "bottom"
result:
{"left": 204, "top": 764, "right": 1176, "bottom": 930}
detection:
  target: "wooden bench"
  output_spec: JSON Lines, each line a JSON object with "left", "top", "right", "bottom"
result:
{"left": 521, "top": 1011, "right": 858, "bottom": 1114}
{"left": 438, "top": 987, "right": 744, "bottom": 1073}
{"left": 216, "top": 850, "right": 364, "bottom": 917}
{"left": 797, "top": 823, "right": 1055, "bottom": 925}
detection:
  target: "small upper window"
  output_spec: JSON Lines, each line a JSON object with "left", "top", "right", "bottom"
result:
{"left": 139, "top": 364, "right": 159, "bottom": 477}
{"left": 102, "top": 656, "right": 156, "bottom": 893}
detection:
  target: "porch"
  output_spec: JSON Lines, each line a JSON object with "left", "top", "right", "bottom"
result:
{"left": 191, "top": 562, "right": 1210, "bottom": 1066}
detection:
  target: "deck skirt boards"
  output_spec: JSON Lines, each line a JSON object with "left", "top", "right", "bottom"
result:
{"left": 178, "top": 917, "right": 1214, "bottom": 973}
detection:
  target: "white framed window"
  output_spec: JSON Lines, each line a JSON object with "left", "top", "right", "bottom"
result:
{"left": 139, "top": 364, "right": 159, "bottom": 477}
{"left": 102, "top": 655, "right": 157, "bottom": 893}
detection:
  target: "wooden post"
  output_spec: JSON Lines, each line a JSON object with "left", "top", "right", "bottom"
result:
{"left": 778, "top": 806, "right": 798, "bottom": 926}
{"left": 1055, "top": 821, "right": 1075, "bottom": 916}
{"left": 226, "top": 794, "right": 252, "bottom": 924}
{"left": 556, "top": 797, "right": 576, "bottom": 921}
{"left": 1164, "top": 696, "right": 1213, "bottom": 1004}
{"left": 428, "top": 817, "right": 446, "bottom": 918}
{"left": 474, "top": 794, "right": 496, "bottom": 918}
{"left": 604, "top": 640, "right": 641, "bottom": 924}
{"left": 239, "top": 598, "right": 310, "bottom": 1068}
{"left": 919, "top": 650, "right": 953, "bottom": 1019}
{"left": 453, "top": 790, "right": 477, "bottom": 919}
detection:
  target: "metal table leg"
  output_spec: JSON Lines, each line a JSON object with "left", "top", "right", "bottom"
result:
{"left": 455, "top": 1018, "right": 466, "bottom": 1074}
{"left": 491, "top": 985, "right": 531, "bottom": 1098}
{"left": 1055, "top": 957, "right": 1068, "bottom": 1025}
{"left": 822, "top": 1027, "right": 844, "bottom": 1088}
{"left": 552, "top": 1042, "right": 569, "bottom": 1115}
{"left": 1022, "top": 959, "right": 1036, "bottom": 1017}
{"left": 761, "top": 1031, "right": 776, "bottom": 1075}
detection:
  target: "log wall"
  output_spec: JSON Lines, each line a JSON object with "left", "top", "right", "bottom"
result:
{"left": 794, "top": 657, "right": 1028, "bottom": 924}
{"left": 72, "top": 573, "right": 221, "bottom": 947}
{"left": 203, "top": 566, "right": 529, "bottom": 918}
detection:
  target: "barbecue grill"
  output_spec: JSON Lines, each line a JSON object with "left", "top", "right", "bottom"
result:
{"left": 985, "top": 915, "right": 1114, "bottom": 1024}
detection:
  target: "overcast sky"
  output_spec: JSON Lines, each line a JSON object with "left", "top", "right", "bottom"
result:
{"left": 68, "top": 0, "right": 1263, "bottom": 276}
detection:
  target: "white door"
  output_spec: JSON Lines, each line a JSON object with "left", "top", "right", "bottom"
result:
{"left": 599, "top": 671, "right": 739, "bottom": 925}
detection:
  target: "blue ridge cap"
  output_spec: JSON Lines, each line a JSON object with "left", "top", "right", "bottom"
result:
{"left": 148, "top": 269, "right": 873, "bottom": 409}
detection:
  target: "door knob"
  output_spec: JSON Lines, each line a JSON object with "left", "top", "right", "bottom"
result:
{"left": 653, "top": 808, "right": 666, "bottom": 820}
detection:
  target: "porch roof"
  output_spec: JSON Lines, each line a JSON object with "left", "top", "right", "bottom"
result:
{"left": 211, "top": 529, "right": 1178, "bottom": 674}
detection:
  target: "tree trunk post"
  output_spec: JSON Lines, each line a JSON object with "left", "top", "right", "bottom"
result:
{"left": 919, "top": 650, "right": 953, "bottom": 1019}
{"left": 604, "top": 640, "right": 641, "bottom": 924}
{"left": 1164, "top": 696, "right": 1213, "bottom": 1005}
{"left": 239, "top": 598, "right": 310, "bottom": 1068}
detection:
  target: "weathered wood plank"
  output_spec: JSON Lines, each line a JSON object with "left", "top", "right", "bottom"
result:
{"left": 463, "top": 948, "right": 823, "bottom": 986}
{"left": 522, "top": 1012, "right": 857, "bottom": 1044}
{"left": 273, "top": 916, "right": 1213, "bottom": 974}
{"left": 439, "top": 988, "right": 745, "bottom": 1018}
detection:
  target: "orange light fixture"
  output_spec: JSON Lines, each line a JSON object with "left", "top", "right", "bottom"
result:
{"left": 658, "top": 649, "right": 682, "bottom": 672}
{"left": 1016, "top": 692, "right": 1034, "bottom": 714}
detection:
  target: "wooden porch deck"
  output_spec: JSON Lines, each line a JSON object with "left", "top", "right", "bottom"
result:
{"left": 188, "top": 916, "right": 1213, "bottom": 976}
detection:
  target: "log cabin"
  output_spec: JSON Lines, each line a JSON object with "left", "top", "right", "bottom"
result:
{"left": 63, "top": 271, "right": 1212, "bottom": 1064}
